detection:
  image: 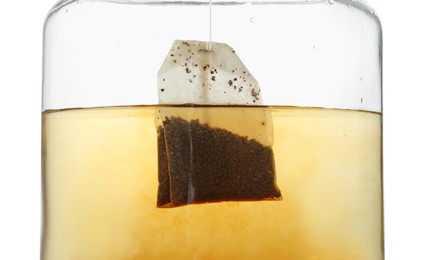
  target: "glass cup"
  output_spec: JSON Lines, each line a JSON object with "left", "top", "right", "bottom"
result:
{"left": 42, "top": 0, "right": 383, "bottom": 259}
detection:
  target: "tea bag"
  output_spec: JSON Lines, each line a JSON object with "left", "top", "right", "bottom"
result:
{"left": 156, "top": 40, "right": 281, "bottom": 208}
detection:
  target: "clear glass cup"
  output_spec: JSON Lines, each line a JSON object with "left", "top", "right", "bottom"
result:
{"left": 42, "top": 0, "right": 383, "bottom": 259}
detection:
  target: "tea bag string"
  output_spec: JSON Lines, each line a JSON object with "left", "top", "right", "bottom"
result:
{"left": 206, "top": 0, "right": 213, "bottom": 51}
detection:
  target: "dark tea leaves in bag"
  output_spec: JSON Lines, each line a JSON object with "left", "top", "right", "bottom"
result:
{"left": 157, "top": 117, "right": 281, "bottom": 208}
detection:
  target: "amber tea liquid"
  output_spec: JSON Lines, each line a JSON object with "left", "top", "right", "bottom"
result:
{"left": 42, "top": 106, "right": 383, "bottom": 260}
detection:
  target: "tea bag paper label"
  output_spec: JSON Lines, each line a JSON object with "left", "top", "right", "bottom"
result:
{"left": 158, "top": 40, "right": 263, "bottom": 105}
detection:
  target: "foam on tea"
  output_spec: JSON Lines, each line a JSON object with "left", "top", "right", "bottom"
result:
{"left": 156, "top": 40, "right": 281, "bottom": 208}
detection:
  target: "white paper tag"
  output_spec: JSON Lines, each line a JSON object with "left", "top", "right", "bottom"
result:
{"left": 158, "top": 40, "right": 263, "bottom": 105}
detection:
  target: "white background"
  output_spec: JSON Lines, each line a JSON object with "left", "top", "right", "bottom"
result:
{"left": 0, "top": 0, "right": 423, "bottom": 259}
